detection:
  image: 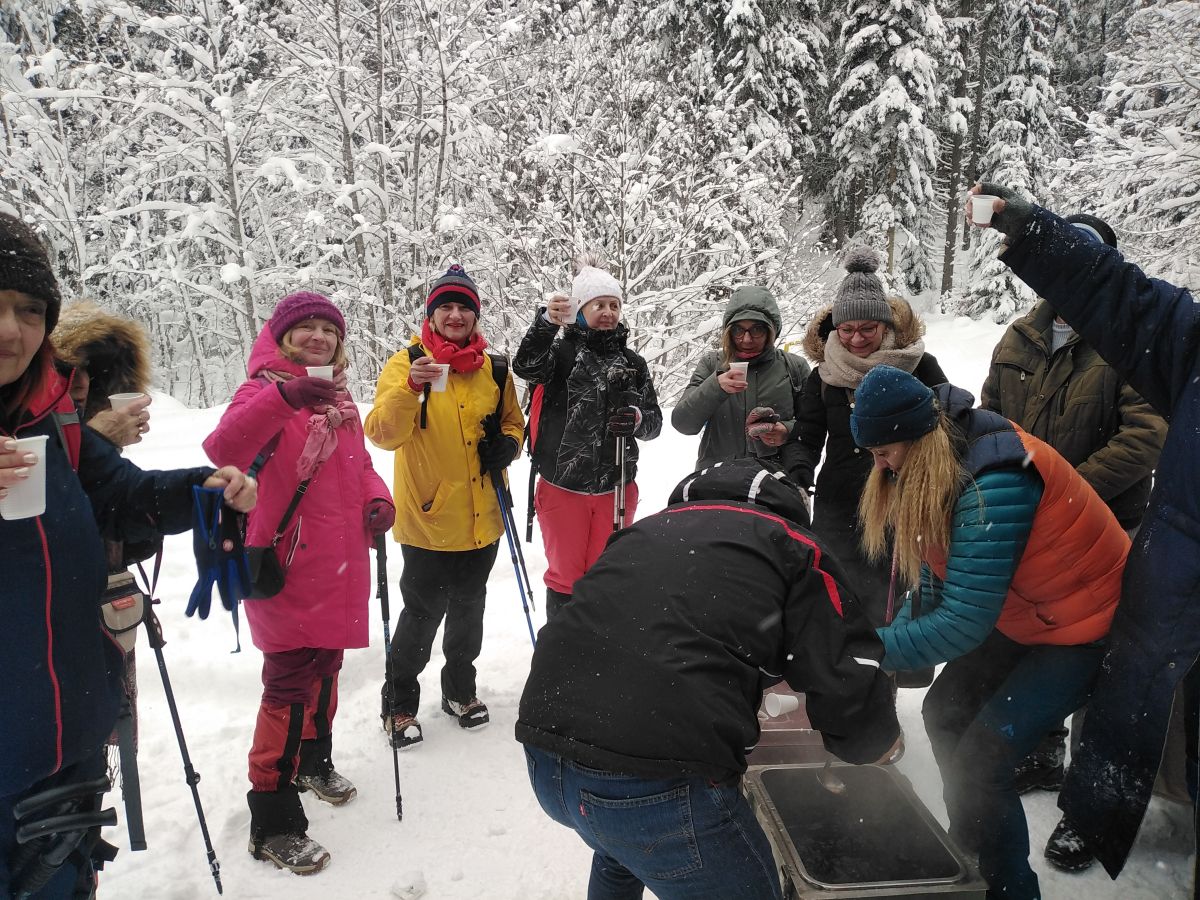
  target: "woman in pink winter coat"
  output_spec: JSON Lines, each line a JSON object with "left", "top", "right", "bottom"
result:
{"left": 203, "top": 292, "right": 394, "bottom": 876}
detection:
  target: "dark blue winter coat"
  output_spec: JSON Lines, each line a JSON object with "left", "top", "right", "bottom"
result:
{"left": 1001, "top": 206, "right": 1197, "bottom": 877}
{"left": 2, "top": 366, "right": 212, "bottom": 800}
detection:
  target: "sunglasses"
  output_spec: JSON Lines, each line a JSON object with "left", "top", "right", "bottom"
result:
{"left": 731, "top": 324, "right": 769, "bottom": 339}
{"left": 836, "top": 322, "right": 882, "bottom": 340}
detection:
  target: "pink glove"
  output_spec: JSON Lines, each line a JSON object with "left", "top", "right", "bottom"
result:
{"left": 278, "top": 376, "right": 339, "bottom": 410}
{"left": 746, "top": 406, "right": 781, "bottom": 440}
{"left": 365, "top": 498, "right": 396, "bottom": 535}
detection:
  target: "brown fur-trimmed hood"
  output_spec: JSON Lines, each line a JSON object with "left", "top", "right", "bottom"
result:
{"left": 801, "top": 295, "right": 926, "bottom": 363}
{"left": 52, "top": 302, "right": 152, "bottom": 418}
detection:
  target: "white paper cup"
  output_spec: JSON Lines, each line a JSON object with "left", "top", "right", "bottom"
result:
{"left": 729, "top": 361, "right": 749, "bottom": 379}
{"left": 108, "top": 392, "right": 146, "bottom": 411}
{"left": 547, "top": 293, "right": 580, "bottom": 326}
{"left": 0, "top": 435, "right": 49, "bottom": 520}
{"left": 429, "top": 364, "right": 451, "bottom": 392}
{"left": 763, "top": 692, "right": 801, "bottom": 718}
{"left": 305, "top": 366, "right": 334, "bottom": 380}
{"left": 971, "top": 194, "right": 999, "bottom": 225}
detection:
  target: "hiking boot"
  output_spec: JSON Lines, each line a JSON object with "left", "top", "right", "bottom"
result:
{"left": 297, "top": 768, "right": 357, "bottom": 805}
{"left": 1044, "top": 819, "right": 1094, "bottom": 872}
{"left": 442, "top": 697, "right": 490, "bottom": 730}
{"left": 383, "top": 713, "right": 423, "bottom": 750}
{"left": 248, "top": 832, "right": 330, "bottom": 875}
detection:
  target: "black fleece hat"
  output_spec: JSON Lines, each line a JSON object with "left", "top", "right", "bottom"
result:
{"left": 0, "top": 213, "right": 62, "bottom": 331}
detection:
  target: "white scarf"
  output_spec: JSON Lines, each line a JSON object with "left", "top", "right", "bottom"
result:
{"left": 819, "top": 330, "right": 927, "bottom": 389}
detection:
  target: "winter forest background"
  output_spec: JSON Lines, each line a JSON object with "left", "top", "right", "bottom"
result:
{"left": 2, "top": 0, "right": 1197, "bottom": 406}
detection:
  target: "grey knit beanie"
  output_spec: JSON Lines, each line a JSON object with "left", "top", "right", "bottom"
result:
{"left": 832, "top": 246, "right": 892, "bottom": 327}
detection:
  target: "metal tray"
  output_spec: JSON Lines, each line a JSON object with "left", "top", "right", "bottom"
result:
{"left": 744, "top": 763, "right": 988, "bottom": 899}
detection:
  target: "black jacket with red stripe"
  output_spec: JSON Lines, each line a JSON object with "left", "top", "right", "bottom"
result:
{"left": 2, "top": 357, "right": 212, "bottom": 798}
{"left": 516, "top": 458, "right": 899, "bottom": 782}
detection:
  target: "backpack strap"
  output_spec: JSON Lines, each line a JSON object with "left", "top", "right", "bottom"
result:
{"left": 52, "top": 409, "right": 81, "bottom": 471}
{"left": 486, "top": 351, "right": 508, "bottom": 419}
{"left": 408, "top": 344, "right": 430, "bottom": 429}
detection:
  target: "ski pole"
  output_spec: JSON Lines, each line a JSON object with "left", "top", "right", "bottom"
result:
{"left": 141, "top": 605, "right": 223, "bottom": 895}
{"left": 374, "top": 535, "right": 404, "bottom": 822}
{"left": 492, "top": 473, "right": 536, "bottom": 647}
{"left": 613, "top": 436, "right": 627, "bottom": 532}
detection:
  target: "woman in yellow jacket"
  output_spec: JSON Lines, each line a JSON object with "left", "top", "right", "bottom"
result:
{"left": 366, "top": 265, "right": 524, "bottom": 750}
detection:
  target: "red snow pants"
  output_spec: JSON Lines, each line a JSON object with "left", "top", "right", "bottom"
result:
{"left": 535, "top": 478, "right": 639, "bottom": 595}
{"left": 248, "top": 647, "right": 343, "bottom": 792}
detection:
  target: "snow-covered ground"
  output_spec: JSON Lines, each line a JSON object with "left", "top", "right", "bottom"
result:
{"left": 99, "top": 312, "right": 1194, "bottom": 899}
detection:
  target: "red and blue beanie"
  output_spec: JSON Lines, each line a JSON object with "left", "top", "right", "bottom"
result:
{"left": 268, "top": 291, "right": 346, "bottom": 342}
{"left": 426, "top": 264, "right": 481, "bottom": 318}
{"left": 851, "top": 365, "right": 940, "bottom": 448}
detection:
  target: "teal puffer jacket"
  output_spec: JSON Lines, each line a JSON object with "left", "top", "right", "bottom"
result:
{"left": 878, "top": 468, "right": 1043, "bottom": 672}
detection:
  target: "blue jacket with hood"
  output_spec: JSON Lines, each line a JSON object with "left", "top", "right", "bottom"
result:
{"left": 2, "top": 360, "right": 211, "bottom": 800}
{"left": 1000, "top": 205, "right": 1198, "bottom": 877}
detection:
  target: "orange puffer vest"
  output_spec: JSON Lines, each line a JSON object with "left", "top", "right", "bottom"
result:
{"left": 926, "top": 424, "right": 1128, "bottom": 645}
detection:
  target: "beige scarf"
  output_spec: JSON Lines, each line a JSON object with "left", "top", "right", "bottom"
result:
{"left": 819, "top": 330, "right": 926, "bottom": 389}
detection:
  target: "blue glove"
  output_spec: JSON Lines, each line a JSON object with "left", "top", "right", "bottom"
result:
{"left": 188, "top": 486, "right": 251, "bottom": 619}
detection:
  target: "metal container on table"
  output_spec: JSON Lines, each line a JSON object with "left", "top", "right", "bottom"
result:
{"left": 744, "top": 763, "right": 988, "bottom": 899}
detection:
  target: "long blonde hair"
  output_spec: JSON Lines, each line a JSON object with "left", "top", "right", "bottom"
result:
{"left": 858, "top": 413, "right": 973, "bottom": 588}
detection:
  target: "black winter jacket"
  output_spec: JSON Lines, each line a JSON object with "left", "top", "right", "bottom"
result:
{"left": 513, "top": 314, "right": 661, "bottom": 493}
{"left": 516, "top": 458, "right": 899, "bottom": 782}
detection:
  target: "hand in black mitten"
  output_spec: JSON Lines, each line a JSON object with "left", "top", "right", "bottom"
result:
{"left": 278, "top": 376, "right": 338, "bottom": 410}
{"left": 973, "top": 183, "right": 1035, "bottom": 239}
{"left": 477, "top": 413, "right": 519, "bottom": 476}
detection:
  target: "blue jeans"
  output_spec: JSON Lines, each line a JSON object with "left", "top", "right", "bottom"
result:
{"left": 524, "top": 746, "right": 782, "bottom": 900}
{"left": 923, "top": 630, "right": 1106, "bottom": 900}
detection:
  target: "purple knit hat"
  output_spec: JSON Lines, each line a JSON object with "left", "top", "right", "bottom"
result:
{"left": 268, "top": 291, "right": 346, "bottom": 342}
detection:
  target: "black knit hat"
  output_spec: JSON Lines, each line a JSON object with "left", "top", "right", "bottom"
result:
{"left": 832, "top": 246, "right": 893, "bottom": 327}
{"left": 1064, "top": 213, "right": 1117, "bottom": 249}
{"left": 426, "top": 264, "right": 481, "bottom": 317}
{"left": 851, "top": 365, "right": 939, "bottom": 448}
{"left": 0, "top": 213, "right": 61, "bottom": 331}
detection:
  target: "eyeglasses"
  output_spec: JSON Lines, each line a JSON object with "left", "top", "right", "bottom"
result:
{"left": 836, "top": 322, "right": 883, "bottom": 340}
{"left": 731, "top": 324, "right": 769, "bottom": 339}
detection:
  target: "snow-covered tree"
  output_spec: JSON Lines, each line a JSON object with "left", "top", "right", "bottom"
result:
{"left": 825, "top": 0, "right": 945, "bottom": 281}
{"left": 959, "top": 0, "right": 1059, "bottom": 319}
{"left": 1059, "top": 0, "right": 1200, "bottom": 286}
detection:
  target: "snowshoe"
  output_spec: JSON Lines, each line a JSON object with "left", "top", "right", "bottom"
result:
{"left": 297, "top": 768, "right": 357, "bottom": 805}
{"left": 383, "top": 713, "right": 423, "bottom": 750}
{"left": 442, "top": 697, "right": 490, "bottom": 730}
{"left": 1044, "top": 819, "right": 1093, "bottom": 872}
{"left": 248, "top": 832, "right": 330, "bottom": 875}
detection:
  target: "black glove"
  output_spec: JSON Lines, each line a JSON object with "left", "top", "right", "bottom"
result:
{"left": 478, "top": 413, "right": 518, "bottom": 476}
{"left": 978, "top": 183, "right": 1035, "bottom": 240}
{"left": 607, "top": 406, "right": 639, "bottom": 437}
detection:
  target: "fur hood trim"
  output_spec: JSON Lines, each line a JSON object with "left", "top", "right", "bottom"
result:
{"left": 802, "top": 295, "right": 926, "bottom": 363}
{"left": 51, "top": 302, "right": 152, "bottom": 414}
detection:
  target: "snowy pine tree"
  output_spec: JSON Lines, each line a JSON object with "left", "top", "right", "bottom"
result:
{"left": 825, "top": 0, "right": 945, "bottom": 283}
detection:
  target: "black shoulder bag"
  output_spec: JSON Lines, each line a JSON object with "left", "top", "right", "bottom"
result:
{"left": 243, "top": 433, "right": 317, "bottom": 600}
